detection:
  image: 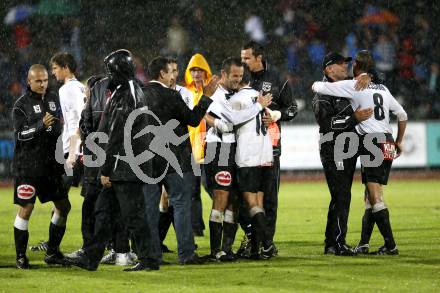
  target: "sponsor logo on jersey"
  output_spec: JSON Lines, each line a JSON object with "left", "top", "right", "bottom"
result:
{"left": 33, "top": 105, "right": 41, "bottom": 113}
{"left": 17, "top": 185, "right": 36, "bottom": 200}
{"left": 215, "top": 171, "right": 232, "bottom": 186}
{"left": 381, "top": 141, "right": 396, "bottom": 161}
{"left": 262, "top": 81, "right": 272, "bottom": 92}
{"left": 48, "top": 101, "right": 56, "bottom": 111}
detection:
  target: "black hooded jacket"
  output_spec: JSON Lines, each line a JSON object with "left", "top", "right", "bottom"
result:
{"left": 98, "top": 80, "right": 151, "bottom": 182}
{"left": 79, "top": 77, "right": 111, "bottom": 182}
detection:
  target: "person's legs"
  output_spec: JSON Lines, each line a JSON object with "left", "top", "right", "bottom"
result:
{"left": 48, "top": 198, "right": 71, "bottom": 254}
{"left": 322, "top": 161, "right": 338, "bottom": 250}
{"left": 243, "top": 191, "right": 271, "bottom": 258}
{"left": 209, "top": 189, "right": 229, "bottom": 256}
{"left": 112, "top": 212, "right": 134, "bottom": 266}
{"left": 166, "top": 172, "right": 196, "bottom": 262}
{"left": 80, "top": 181, "right": 101, "bottom": 249}
{"left": 158, "top": 188, "right": 174, "bottom": 252}
{"left": 191, "top": 174, "right": 205, "bottom": 236}
{"left": 366, "top": 182, "right": 396, "bottom": 251}
{"left": 113, "top": 182, "right": 156, "bottom": 265}
{"left": 143, "top": 182, "right": 162, "bottom": 261}
{"left": 263, "top": 156, "right": 280, "bottom": 243}
{"left": 14, "top": 203, "right": 34, "bottom": 268}
{"left": 83, "top": 187, "right": 118, "bottom": 268}
{"left": 221, "top": 191, "right": 238, "bottom": 255}
{"left": 356, "top": 189, "right": 375, "bottom": 252}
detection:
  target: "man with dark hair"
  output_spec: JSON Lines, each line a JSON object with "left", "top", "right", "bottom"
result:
{"left": 142, "top": 56, "right": 218, "bottom": 265}
{"left": 203, "top": 57, "right": 272, "bottom": 261}
{"left": 46, "top": 52, "right": 86, "bottom": 259}
{"left": 224, "top": 64, "right": 277, "bottom": 259}
{"left": 31, "top": 53, "right": 85, "bottom": 254}
{"left": 312, "top": 52, "right": 372, "bottom": 255}
{"left": 12, "top": 64, "right": 70, "bottom": 269}
{"left": 50, "top": 52, "right": 85, "bottom": 183}
{"left": 156, "top": 58, "right": 194, "bottom": 253}
{"left": 240, "top": 41, "right": 298, "bottom": 256}
{"left": 50, "top": 53, "right": 78, "bottom": 73}
{"left": 312, "top": 50, "right": 408, "bottom": 255}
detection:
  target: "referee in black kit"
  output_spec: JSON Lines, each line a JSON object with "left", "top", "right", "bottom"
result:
{"left": 312, "top": 52, "right": 372, "bottom": 255}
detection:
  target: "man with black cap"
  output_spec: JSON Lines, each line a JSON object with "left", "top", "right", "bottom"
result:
{"left": 312, "top": 50, "right": 408, "bottom": 256}
{"left": 312, "top": 52, "right": 372, "bottom": 255}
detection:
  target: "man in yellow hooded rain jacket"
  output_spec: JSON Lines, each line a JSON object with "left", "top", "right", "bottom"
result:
{"left": 185, "top": 53, "right": 212, "bottom": 236}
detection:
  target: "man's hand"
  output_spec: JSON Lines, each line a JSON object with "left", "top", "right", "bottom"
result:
{"left": 204, "top": 113, "right": 216, "bottom": 127}
{"left": 203, "top": 75, "right": 220, "bottom": 97}
{"left": 43, "top": 112, "right": 56, "bottom": 128}
{"left": 395, "top": 141, "right": 403, "bottom": 158}
{"left": 205, "top": 113, "right": 233, "bottom": 132}
{"left": 262, "top": 112, "right": 273, "bottom": 127}
{"left": 354, "top": 74, "right": 372, "bottom": 91}
{"left": 66, "top": 154, "right": 77, "bottom": 169}
{"left": 214, "top": 119, "right": 233, "bottom": 133}
{"left": 354, "top": 106, "right": 373, "bottom": 122}
{"left": 256, "top": 92, "right": 272, "bottom": 109}
{"left": 101, "top": 175, "right": 111, "bottom": 188}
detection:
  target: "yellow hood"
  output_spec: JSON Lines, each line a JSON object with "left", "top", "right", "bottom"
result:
{"left": 184, "top": 53, "right": 212, "bottom": 87}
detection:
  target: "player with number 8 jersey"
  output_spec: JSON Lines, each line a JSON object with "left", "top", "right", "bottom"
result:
{"left": 312, "top": 50, "right": 407, "bottom": 255}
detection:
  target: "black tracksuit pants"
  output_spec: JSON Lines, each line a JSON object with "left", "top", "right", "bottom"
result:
{"left": 84, "top": 181, "right": 153, "bottom": 267}
{"left": 80, "top": 179, "right": 101, "bottom": 249}
{"left": 322, "top": 154, "right": 357, "bottom": 248}
{"left": 263, "top": 156, "right": 281, "bottom": 242}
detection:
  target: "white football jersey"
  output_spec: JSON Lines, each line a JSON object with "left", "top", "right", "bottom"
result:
{"left": 229, "top": 87, "right": 273, "bottom": 167}
{"left": 205, "top": 85, "right": 262, "bottom": 143}
{"left": 59, "top": 78, "right": 86, "bottom": 153}
{"left": 312, "top": 80, "right": 407, "bottom": 135}
{"left": 176, "top": 84, "right": 194, "bottom": 109}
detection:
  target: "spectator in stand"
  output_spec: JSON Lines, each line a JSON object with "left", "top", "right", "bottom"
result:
{"left": 373, "top": 33, "right": 397, "bottom": 91}
{"left": 133, "top": 56, "right": 148, "bottom": 86}
{"left": 427, "top": 63, "right": 439, "bottom": 118}
{"left": 189, "top": 7, "right": 206, "bottom": 53}
{"left": 0, "top": 45, "right": 15, "bottom": 92}
{"left": 308, "top": 38, "right": 326, "bottom": 78}
{"left": 244, "top": 12, "right": 266, "bottom": 43}
{"left": 397, "top": 37, "right": 417, "bottom": 105}
{"left": 60, "top": 18, "right": 83, "bottom": 76}
{"left": 343, "top": 33, "right": 359, "bottom": 60}
{"left": 166, "top": 16, "right": 188, "bottom": 63}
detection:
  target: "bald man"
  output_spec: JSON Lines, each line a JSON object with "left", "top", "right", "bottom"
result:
{"left": 11, "top": 64, "right": 71, "bottom": 269}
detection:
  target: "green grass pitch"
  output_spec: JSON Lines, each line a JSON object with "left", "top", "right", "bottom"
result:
{"left": 0, "top": 179, "right": 439, "bottom": 292}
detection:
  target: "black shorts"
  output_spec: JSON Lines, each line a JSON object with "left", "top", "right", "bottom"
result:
{"left": 204, "top": 142, "right": 236, "bottom": 191}
{"left": 238, "top": 166, "right": 274, "bottom": 193}
{"left": 360, "top": 133, "right": 394, "bottom": 185}
{"left": 14, "top": 176, "right": 68, "bottom": 206}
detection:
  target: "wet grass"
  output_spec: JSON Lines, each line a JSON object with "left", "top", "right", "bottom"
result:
{"left": 0, "top": 179, "right": 439, "bottom": 292}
